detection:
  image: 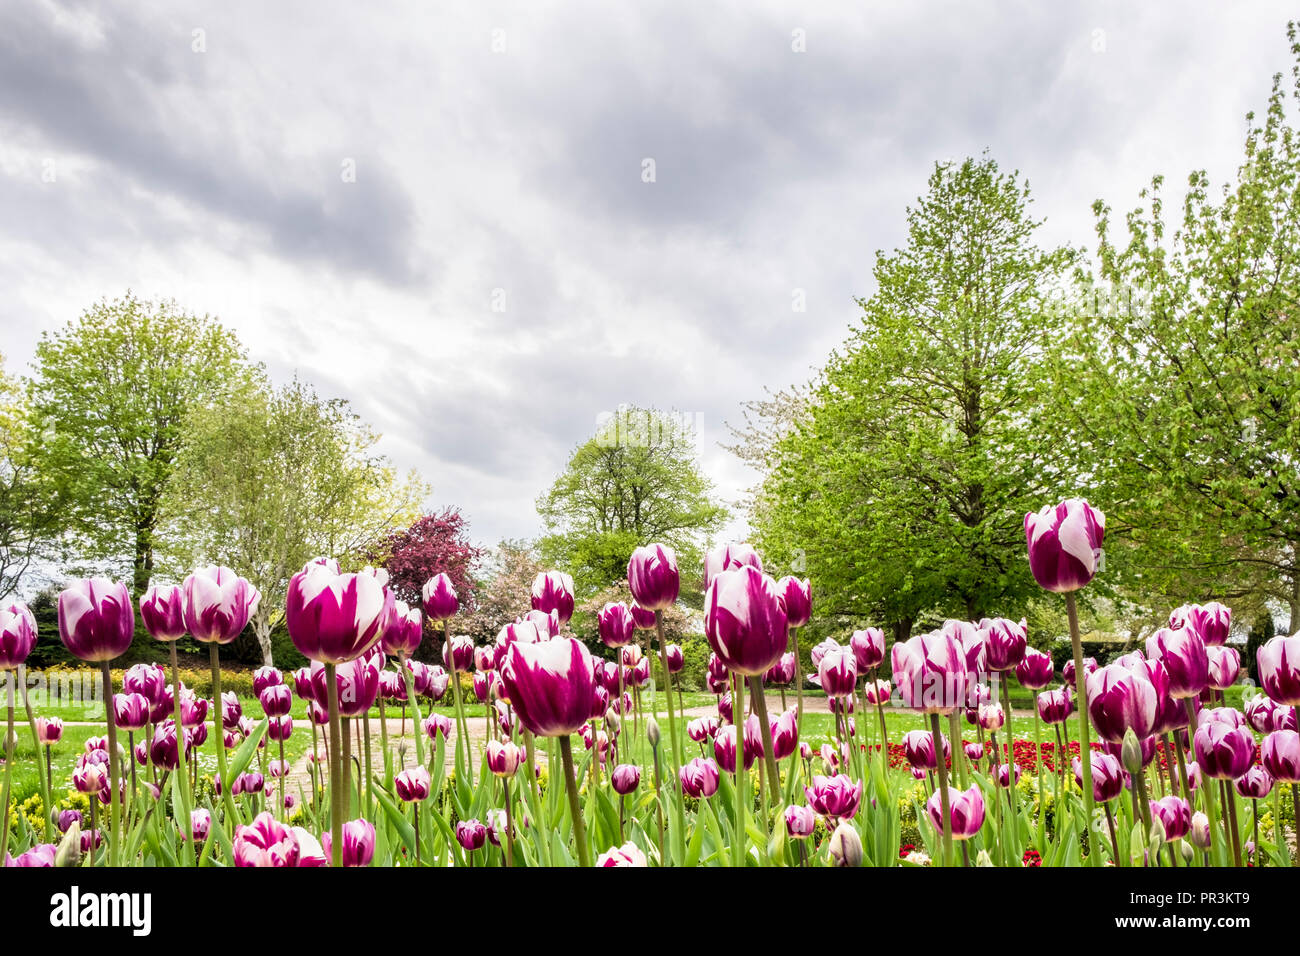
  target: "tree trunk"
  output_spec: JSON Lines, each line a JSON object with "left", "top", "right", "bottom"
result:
{"left": 892, "top": 617, "right": 913, "bottom": 643}
{"left": 1289, "top": 561, "right": 1300, "bottom": 637}
{"left": 253, "top": 609, "right": 274, "bottom": 668}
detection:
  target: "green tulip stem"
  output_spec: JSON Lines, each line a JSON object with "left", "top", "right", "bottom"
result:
{"left": 948, "top": 711, "right": 967, "bottom": 790}
{"left": 397, "top": 652, "right": 425, "bottom": 768}
{"left": 0, "top": 690, "right": 13, "bottom": 864}
{"left": 1104, "top": 802, "right": 1121, "bottom": 866}
{"left": 733, "top": 671, "right": 747, "bottom": 868}
{"left": 18, "top": 673, "right": 53, "bottom": 841}
{"left": 791, "top": 624, "right": 803, "bottom": 725}
{"left": 1064, "top": 592, "right": 1097, "bottom": 866}
{"left": 324, "top": 662, "right": 344, "bottom": 867}
{"left": 930, "top": 712, "right": 954, "bottom": 867}
{"left": 655, "top": 611, "right": 686, "bottom": 863}
{"left": 748, "top": 675, "right": 781, "bottom": 805}
{"left": 101, "top": 661, "right": 121, "bottom": 866}
{"left": 557, "top": 735, "right": 590, "bottom": 867}
{"left": 1222, "top": 781, "right": 1243, "bottom": 867}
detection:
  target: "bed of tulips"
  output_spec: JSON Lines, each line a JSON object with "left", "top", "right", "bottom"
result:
{"left": 1, "top": 497, "right": 1298, "bottom": 867}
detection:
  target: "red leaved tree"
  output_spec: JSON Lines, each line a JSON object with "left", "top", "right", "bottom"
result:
{"left": 370, "top": 508, "right": 483, "bottom": 662}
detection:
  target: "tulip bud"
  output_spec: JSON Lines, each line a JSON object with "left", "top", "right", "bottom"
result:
{"left": 976, "top": 849, "right": 995, "bottom": 867}
{"left": 1189, "top": 811, "right": 1211, "bottom": 849}
{"left": 647, "top": 717, "right": 661, "bottom": 749}
{"left": 1120, "top": 728, "right": 1144, "bottom": 776}
{"left": 55, "top": 823, "right": 82, "bottom": 868}
{"left": 828, "top": 821, "right": 862, "bottom": 867}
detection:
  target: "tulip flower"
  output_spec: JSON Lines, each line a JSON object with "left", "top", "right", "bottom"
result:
{"left": 456, "top": 819, "right": 488, "bottom": 851}
{"left": 679, "top": 757, "right": 721, "bottom": 798}
{"left": 784, "top": 804, "right": 816, "bottom": 838}
{"left": 769, "top": 708, "right": 799, "bottom": 760}
{"left": 630, "top": 604, "right": 656, "bottom": 630}
{"left": 58, "top": 579, "right": 134, "bottom": 662}
{"left": 704, "top": 542, "right": 764, "bottom": 591}
{"left": 500, "top": 638, "right": 595, "bottom": 738}
{"left": 926, "top": 785, "right": 985, "bottom": 841}
{"left": 421, "top": 573, "right": 460, "bottom": 621}
{"left": 977, "top": 702, "right": 1005, "bottom": 731}
{"left": 311, "top": 658, "right": 380, "bottom": 718}
{"left": 980, "top": 618, "right": 1028, "bottom": 672}
{"left": 964, "top": 741, "right": 984, "bottom": 762}
{"left": 809, "top": 638, "right": 839, "bottom": 669}
{"left": 1169, "top": 602, "right": 1232, "bottom": 647}
{"left": 817, "top": 644, "right": 858, "bottom": 698}
{"left": 704, "top": 565, "right": 788, "bottom": 677}
{"left": 1257, "top": 633, "right": 1300, "bottom": 706}
{"left": 891, "top": 628, "right": 970, "bottom": 715}
{"left": 997, "top": 763, "right": 1021, "bottom": 788}
{"left": 828, "top": 821, "right": 863, "bottom": 867}
{"left": 138, "top": 584, "right": 186, "bottom": 642}
{"left": 862, "top": 679, "right": 891, "bottom": 705}
{"left": 665, "top": 643, "right": 684, "bottom": 673}
{"left": 1235, "top": 766, "right": 1273, "bottom": 799}
{"left": 320, "top": 819, "right": 375, "bottom": 867}
{"left": 233, "top": 772, "right": 264, "bottom": 796}
{"left": 233, "top": 812, "right": 301, "bottom": 867}
{"left": 113, "top": 693, "right": 150, "bottom": 732}
{"left": 804, "top": 774, "right": 862, "bottom": 821}
{"left": 1086, "top": 664, "right": 1160, "bottom": 742}
{"left": 5, "top": 845, "right": 57, "bottom": 867}
{"left": 188, "top": 809, "right": 211, "bottom": 842}
{"left": 1261, "top": 730, "right": 1300, "bottom": 781}
{"left": 247, "top": 666, "right": 280, "bottom": 697}
{"left": 423, "top": 714, "right": 454, "bottom": 741}
{"left": 34, "top": 717, "right": 62, "bottom": 746}
{"left": 1150, "top": 796, "right": 1191, "bottom": 841}
{"left": 486, "top": 740, "right": 523, "bottom": 777}
{"left": 687, "top": 716, "right": 719, "bottom": 743}
{"left": 256, "top": 684, "right": 291, "bottom": 719}
{"left": 182, "top": 566, "right": 259, "bottom": 644}
{"left": 611, "top": 763, "right": 641, "bottom": 795}
{"left": 1072, "top": 750, "right": 1121, "bottom": 803}
{"left": 1145, "top": 626, "right": 1209, "bottom": 699}
{"left": 1193, "top": 721, "right": 1255, "bottom": 780}
{"left": 1244, "top": 695, "right": 1277, "bottom": 733}
{"left": 777, "top": 576, "right": 811, "bottom": 628}
{"left": 0, "top": 601, "right": 36, "bottom": 672}
{"left": 120, "top": 663, "right": 166, "bottom": 707}
{"left": 597, "top": 602, "right": 635, "bottom": 648}
{"left": 596, "top": 842, "right": 648, "bottom": 867}
{"left": 849, "top": 627, "right": 885, "bottom": 671}
{"left": 902, "top": 729, "right": 944, "bottom": 770}
{"left": 1011, "top": 648, "right": 1053, "bottom": 690}
{"left": 1206, "top": 647, "right": 1241, "bottom": 690}
{"left": 1024, "top": 499, "right": 1106, "bottom": 593}
{"left": 713, "top": 721, "right": 760, "bottom": 773}
{"left": 442, "top": 635, "right": 475, "bottom": 673}
{"left": 531, "top": 571, "right": 575, "bottom": 624}
{"left": 286, "top": 565, "right": 388, "bottom": 664}
{"left": 627, "top": 544, "right": 680, "bottom": 611}
{"left": 380, "top": 601, "right": 423, "bottom": 657}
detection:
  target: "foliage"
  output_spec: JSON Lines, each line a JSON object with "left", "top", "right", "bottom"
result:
{"left": 0, "top": 355, "right": 63, "bottom": 599}
{"left": 536, "top": 406, "right": 727, "bottom": 597}
{"left": 28, "top": 292, "right": 257, "bottom": 597}
{"left": 458, "top": 540, "right": 545, "bottom": 647}
{"left": 159, "top": 376, "right": 428, "bottom": 665}
{"left": 371, "top": 509, "right": 482, "bottom": 613}
{"left": 1045, "top": 26, "right": 1300, "bottom": 630}
{"left": 753, "top": 155, "right": 1079, "bottom": 637}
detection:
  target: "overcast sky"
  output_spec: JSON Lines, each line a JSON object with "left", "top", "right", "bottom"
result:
{"left": 1, "top": 1, "right": 1294, "bottom": 550}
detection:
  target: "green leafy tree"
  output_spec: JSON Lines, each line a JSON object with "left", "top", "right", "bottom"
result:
{"left": 158, "top": 376, "right": 428, "bottom": 665}
{"left": 0, "top": 355, "right": 63, "bottom": 598}
{"left": 1047, "top": 25, "right": 1300, "bottom": 629}
{"left": 753, "top": 155, "right": 1079, "bottom": 637}
{"left": 537, "top": 406, "right": 728, "bottom": 596}
{"left": 29, "top": 293, "right": 255, "bottom": 594}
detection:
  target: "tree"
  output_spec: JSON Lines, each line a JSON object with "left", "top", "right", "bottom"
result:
{"left": 370, "top": 509, "right": 483, "bottom": 659}
{"left": 458, "top": 540, "right": 546, "bottom": 646}
{"left": 1047, "top": 24, "right": 1300, "bottom": 629}
{"left": 0, "top": 355, "right": 63, "bottom": 598}
{"left": 752, "top": 155, "right": 1079, "bottom": 637}
{"left": 159, "top": 376, "right": 428, "bottom": 665}
{"left": 536, "top": 406, "right": 728, "bottom": 596}
{"left": 29, "top": 293, "right": 255, "bottom": 594}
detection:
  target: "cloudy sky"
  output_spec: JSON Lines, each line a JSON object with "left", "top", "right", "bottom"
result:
{"left": 0, "top": 1, "right": 1294, "bottom": 549}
